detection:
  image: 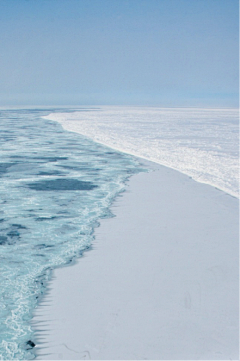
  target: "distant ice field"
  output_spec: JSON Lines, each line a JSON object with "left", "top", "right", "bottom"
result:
{"left": 0, "top": 109, "right": 142, "bottom": 360}
{"left": 44, "top": 106, "right": 239, "bottom": 198}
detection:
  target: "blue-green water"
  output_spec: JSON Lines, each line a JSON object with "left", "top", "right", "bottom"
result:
{"left": 0, "top": 109, "right": 143, "bottom": 360}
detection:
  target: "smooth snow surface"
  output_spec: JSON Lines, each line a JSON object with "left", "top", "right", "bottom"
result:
{"left": 32, "top": 162, "right": 239, "bottom": 360}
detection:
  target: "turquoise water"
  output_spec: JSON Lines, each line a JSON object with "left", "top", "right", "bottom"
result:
{"left": 0, "top": 109, "right": 143, "bottom": 360}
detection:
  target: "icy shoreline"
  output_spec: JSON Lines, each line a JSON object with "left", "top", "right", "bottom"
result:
{"left": 32, "top": 160, "right": 239, "bottom": 360}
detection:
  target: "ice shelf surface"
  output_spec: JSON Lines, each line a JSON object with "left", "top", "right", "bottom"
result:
{"left": 45, "top": 106, "right": 239, "bottom": 198}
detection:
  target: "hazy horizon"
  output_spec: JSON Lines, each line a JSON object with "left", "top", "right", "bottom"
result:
{"left": 0, "top": 0, "right": 238, "bottom": 107}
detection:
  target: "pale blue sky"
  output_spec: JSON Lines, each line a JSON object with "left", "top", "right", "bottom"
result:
{"left": 0, "top": 0, "right": 238, "bottom": 107}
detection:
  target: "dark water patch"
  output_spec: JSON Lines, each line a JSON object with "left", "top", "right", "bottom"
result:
{"left": 9, "top": 155, "right": 25, "bottom": 159}
{"left": 0, "top": 219, "right": 4, "bottom": 223}
{"left": 11, "top": 224, "right": 27, "bottom": 229}
{"left": 38, "top": 170, "right": 64, "bottom": 176}
{"left": 0, "top": 236, "right": 8, "bottom": 245}
{"left": 0, "top": 131, "right": 15, "bottom": 136}
{"left": 58, "top": 146, "right": 80, "bottom": 150}
{"left": 0, "top": 224, "right": 27, "bottom": 245}
{"left": 8, "top": 163, "right": 37, "bottom": 173}
{"left": 7, "top": 230, "right": 20, "bottom": 239}
{"left": 35, "top": 216, "right": 59, "bottom": 221}
{"left": 0, "top": 136, "right": 15, "bottom": 141}
{"left": 27, "top": 178, "right": 97, "bottom": 191}
{"left": 35, "top": 244, "right": 54, "bottom": 249}
{"left": 104, "top": 151, "right": 126, "bottom": 159}
{"left": 59, "top": 164, "right": 97, "bottom": 172}
{"left": 32, "top": 156, "right": 68, "bottom": 162}
{"left": 0, "top": 163, "right": 16, "bottom": 174}
{"left": 9, "top": 156, "right": 68, "bottom": 163}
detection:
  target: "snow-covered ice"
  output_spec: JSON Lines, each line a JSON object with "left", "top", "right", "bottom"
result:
{"left": 44, "top": 106, "right": 239, "bottom": 198}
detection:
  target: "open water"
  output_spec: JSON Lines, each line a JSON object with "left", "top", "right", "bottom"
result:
{"left": 0, "top": 109, "right": 142, "bottom": 360}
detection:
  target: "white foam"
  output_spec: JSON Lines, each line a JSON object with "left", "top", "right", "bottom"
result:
{"left": 44, "top": 106, "right": 239, "bottom": 198}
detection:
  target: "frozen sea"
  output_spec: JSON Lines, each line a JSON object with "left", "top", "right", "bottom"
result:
{"left": 46, "top": 106, "right": 239, "bottom": 198}
{"left": 0, "top": 109, "right": 142, "bottom": 360}
{"left": 0, "top": 106, "right": 238, "bottom": 360}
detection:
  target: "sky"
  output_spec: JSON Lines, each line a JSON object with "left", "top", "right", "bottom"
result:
{"left": 0, "top": 0, "right": 238, "bottom": 107}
